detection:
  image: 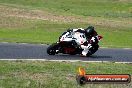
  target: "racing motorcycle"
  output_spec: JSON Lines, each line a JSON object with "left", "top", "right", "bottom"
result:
{"left": 47, "top": 31, "right": 103, "bottom": 56}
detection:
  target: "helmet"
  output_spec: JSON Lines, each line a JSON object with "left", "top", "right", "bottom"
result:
{"left": 85, "top": 26, "right": 95, "bottom": 36}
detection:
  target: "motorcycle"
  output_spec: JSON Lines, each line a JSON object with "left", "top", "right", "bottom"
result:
{"left": 47, "top": 31, "right": 103, "bottom": 56}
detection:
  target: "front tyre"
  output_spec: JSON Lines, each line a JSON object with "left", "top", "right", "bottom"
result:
{"left": 47, "top": 43, "right": 59, "bottom": 55}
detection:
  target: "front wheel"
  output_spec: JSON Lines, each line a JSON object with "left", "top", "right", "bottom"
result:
{"left": 47, "top": 43, "right": 59, "bottom": 55}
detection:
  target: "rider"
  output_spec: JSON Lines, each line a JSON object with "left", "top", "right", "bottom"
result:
{"left": 66, "top": 26, "right": 99, "bottom": 56}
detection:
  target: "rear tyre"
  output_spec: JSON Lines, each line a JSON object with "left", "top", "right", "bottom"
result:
{"left": 47, "top": 43, "right": 59, "bottom": 55}
{"left": 69, "top": 52, "right": 76, "bottom": 55}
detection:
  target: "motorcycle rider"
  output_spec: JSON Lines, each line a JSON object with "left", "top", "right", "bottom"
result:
{"left": 66, "top": 26, "right": 99, "bottom": 56}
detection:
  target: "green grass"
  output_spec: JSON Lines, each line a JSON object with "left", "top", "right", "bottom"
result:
{"left": 0, "top": 16, "right": 131, "bottom": 48}
{"left": 96, "top": 27, "right": 132, "bottom": 48}
{"left": 0, "top": 0, "right": 132, "bottom": 18}
{"left": 0, "top": 61, "right": 132, "bottom": 88}
{"left": 0, "top": 0, "right": 132, "bottom": 48}
{"left": 0, "top": 1, "right": 131, "bottom": 88}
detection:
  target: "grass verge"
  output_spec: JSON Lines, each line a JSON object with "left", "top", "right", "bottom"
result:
{"left": 0, "top": 16, "right": 132, "bottom": 48}
{"left": 0, "top": 0, "right": 131, "bottom": 18}
{"left": 0, "top": 60, "right": 132, "bottom": 88}
{"left": 0, "top": 1, "right": 132, "bottom": 48}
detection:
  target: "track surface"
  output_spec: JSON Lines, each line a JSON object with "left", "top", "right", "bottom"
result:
{"left": 0, "top": 43, "right": 132, "bottom": 62}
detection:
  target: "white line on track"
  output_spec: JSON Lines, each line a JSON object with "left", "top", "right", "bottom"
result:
{"left": 0, "top": 59, "right": 132, "bottom": 63}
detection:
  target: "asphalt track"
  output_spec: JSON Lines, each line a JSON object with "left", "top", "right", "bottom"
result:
{"left": 0, "top": 43, "right": 132, "bottom": 62}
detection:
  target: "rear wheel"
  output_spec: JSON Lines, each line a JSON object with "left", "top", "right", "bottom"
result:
{"left": 69, "top": 52, "right": 76, "bottom": 55}
{"left": 47, "top": 43, "right": 59, "bottom": 55}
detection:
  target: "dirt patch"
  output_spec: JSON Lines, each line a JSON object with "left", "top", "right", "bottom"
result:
{"left": 9, "top": 72, "right": 52, "bottom": 81}
{"left": 118, "top": 0, "right": 132, "bottom": 2}
{"left": 65, "top": 74, "right": 75, "bottom": 81}
{"left": 0, "top": 5, "right": 132, "bottom": 28}
{"left": 0, "top": 5, "right": 83, "bottom": 23}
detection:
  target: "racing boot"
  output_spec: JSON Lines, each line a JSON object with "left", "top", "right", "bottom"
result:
{"left": 81, "top": 44, "right": 92, "bottom": 57}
